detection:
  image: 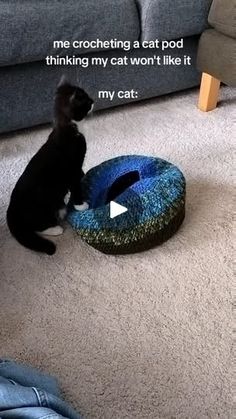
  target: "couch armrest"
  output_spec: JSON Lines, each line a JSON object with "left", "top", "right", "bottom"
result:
{"left": 136, "top": 0, "right": 213, "bottom": 41}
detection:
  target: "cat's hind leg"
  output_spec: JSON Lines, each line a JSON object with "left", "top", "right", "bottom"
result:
{"left": 40, "top": 226, "right": 63, "bottom": 236}
{"left": 37, "top": 214, "right": 64, "bottom": 236}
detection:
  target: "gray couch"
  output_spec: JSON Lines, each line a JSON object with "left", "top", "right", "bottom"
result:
{"left": 0, "top": 0, "right": 212, "bottom": 133}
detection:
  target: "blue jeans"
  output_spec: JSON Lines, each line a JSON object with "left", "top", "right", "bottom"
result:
{"left": 0, "top": 359, "right": 82, "bottom": 418}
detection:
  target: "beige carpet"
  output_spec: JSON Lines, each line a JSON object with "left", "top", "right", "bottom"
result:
{"left": 0, "top": 87, "right": 234, "bottom": 418}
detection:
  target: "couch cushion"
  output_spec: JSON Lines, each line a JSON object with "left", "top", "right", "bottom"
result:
{"left": 0, "top": 0, "right": 140, "bottom": 67}
{"left": 208, "top": 0, "right": 236, "bottom": 39}
{"left": 136, "top": 0, "right": 213, "bottom": 41}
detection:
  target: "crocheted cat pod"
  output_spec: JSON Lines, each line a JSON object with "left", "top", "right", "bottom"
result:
{"left": 67, "top": 155, "right": 186, "bottom": 254}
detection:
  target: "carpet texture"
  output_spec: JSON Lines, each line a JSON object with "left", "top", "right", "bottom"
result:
{"left": 0, "top": 87, "right": 234, "bottom": 419}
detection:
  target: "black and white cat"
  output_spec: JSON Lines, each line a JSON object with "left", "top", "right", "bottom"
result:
{"left": 7, "top": 78, "right": 94, "bottom": 255}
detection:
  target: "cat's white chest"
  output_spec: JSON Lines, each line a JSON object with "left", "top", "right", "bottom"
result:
{"left": 64, "top": 191, "right": 71, "bottom": 205}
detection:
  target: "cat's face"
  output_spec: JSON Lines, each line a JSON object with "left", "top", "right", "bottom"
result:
{"left": 70, "top": 87, "right": 94, "bottom": 121}
{"left": 55, "top": 79, "right": 94, "bottom": 122}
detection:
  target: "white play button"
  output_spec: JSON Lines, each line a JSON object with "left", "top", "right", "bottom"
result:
{"left": 109, "top": 201, "right": 128, "bottom": 219}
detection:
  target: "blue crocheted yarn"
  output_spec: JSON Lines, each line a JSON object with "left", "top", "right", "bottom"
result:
{"left": 67, "top": 155, "right": 186, "bottom": 254}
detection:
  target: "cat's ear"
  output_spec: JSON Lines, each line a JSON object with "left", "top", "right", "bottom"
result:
{"left": 57, "top": 75, "right": 69, "bottom": 88}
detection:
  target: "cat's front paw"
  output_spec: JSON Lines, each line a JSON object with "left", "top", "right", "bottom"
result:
{"left": 74, "top": 202, "right": 89, "bottom": 211}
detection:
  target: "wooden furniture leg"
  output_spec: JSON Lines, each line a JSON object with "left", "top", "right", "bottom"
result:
{"left": 198, "top": 72, "right": 221, "bottom": 112}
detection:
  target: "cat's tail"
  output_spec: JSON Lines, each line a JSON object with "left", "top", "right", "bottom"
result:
{"left": 7, "top": 214, "right": 56, "bottom": 255}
